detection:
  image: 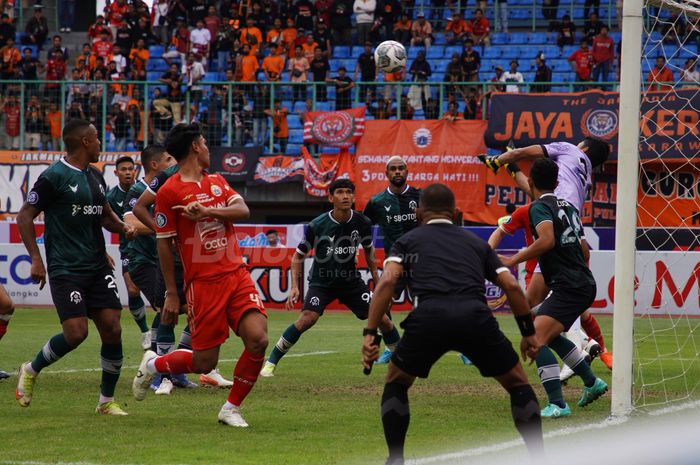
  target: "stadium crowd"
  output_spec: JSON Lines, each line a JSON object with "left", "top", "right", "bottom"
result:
{"left": 0, "top": 0, "right": 697, "bottom": 152}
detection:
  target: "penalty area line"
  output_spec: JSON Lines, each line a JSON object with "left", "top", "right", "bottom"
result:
{"left": 42, "top": 350, "right": 338, "bottom": 374}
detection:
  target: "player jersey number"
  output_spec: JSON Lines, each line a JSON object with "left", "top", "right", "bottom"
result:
{"left": 557, "top": 209, "right": 582, "bottom": 245}
{"left": 105, "top": 274, "right": 119, "bottom": 298}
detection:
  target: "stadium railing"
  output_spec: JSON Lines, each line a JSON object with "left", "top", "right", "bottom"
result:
{"left": 0, "top": 78, "right": 683, "bottom": 154}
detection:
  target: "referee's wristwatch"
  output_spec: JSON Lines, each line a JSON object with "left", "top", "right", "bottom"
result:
{"left": 363, "top": 328, "right": 378, "bottom": 337}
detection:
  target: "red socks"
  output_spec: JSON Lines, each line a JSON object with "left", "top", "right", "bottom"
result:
{"left": 227, "top": 349, "right": 265, "bottom": 407}
{"left": 154, "top": 349, "right": 194, "bottom": 374}
{"left": 581, "top": 314, "right": 606, "bottom": 351}
{"left": 0, "top": 321, "right": 7, "bottom": 340}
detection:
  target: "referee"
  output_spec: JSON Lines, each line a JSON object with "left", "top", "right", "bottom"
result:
{"left": 361, "top": 184, "right": 544, "bottom": 465}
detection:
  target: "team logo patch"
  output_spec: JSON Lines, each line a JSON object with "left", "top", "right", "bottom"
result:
{"left": 69, "top": 290, "right": 82, "bottom": 304}
{"left": 310, "top": 112, "right": 355, "bottom": 145}
{"left": 129, "top": 197, "right": 137, "bottom": 208}
{"left": 149, "top": 177, "right": 159, "bottom": 190}
{"left": 27, "top": 191, "right": 38, "bottom": 205}
{"left": 211, "top": 184, "right": 222, "bottom": 196}
{"left": 581, "top": 109, "right": 618, "bottom": 140}
{"left": 350, "top": 230, "right": 360, "bottom": 243}
{"left": 155, "top": 213, "right": 167, "bottom": 228}
{"left": 412, "top": 127, "right": 432, "bottom": 149}
{"left": 409, "top": 200, "right": 417, "bottom": 211}
{"left": 222, "top": 153, "right": 245, "bottom": 173}
{"left": 310, "top": 296, "right": 320, "bottom": 307}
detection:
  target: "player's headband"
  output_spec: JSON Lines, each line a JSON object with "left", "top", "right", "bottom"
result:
{"left": 386, "top": 156, "right": 407, "bottom": 169}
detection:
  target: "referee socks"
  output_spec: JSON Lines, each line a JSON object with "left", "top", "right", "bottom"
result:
{"left": 508, "top": 384, "right": 543, "bottom": 457}
{"left": 381, "top": 381, "right": 410, "bottom": 463}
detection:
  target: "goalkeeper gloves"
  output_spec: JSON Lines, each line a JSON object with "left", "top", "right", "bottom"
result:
{"left": 505, "top": 162, "right": 520, "bottom": 179}
{"left": 478, "top": 154, "right": 504, "bottom": 174}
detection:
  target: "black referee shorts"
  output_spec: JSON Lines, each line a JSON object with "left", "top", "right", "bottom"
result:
{"left": 537, "top": 283, "right": 597, "bottom": 331}
{"left": 391, "top": 297, "right": 519, "bottom": 379}
{"left": 303, "top": 282, "right": 372, "bottom": 319}
{"left": 154, "top": 260, "right": 187, "bottom": 309}
{"left": 49, "top": 265, "right": 122, "bottom": 323}
{"left": 128, "top": 262, "right": 158, "bottom": 309}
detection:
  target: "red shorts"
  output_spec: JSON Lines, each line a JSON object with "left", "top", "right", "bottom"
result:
{"left": 185, "top": 266, "right": 267, "bottom": 351}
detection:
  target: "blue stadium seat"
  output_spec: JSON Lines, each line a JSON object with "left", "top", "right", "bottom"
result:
{"left": 529, "top": 33, "right": 547, "bottom": 45}
{"left": 203, "top": 71, "right": 219, "bottom": 82}
{"left": 510, "top": 32, "right": 528, "bottom": 44}
{"left": 289, "top": 129, "right": 304, "bottom": 144}
{"left": 352, "top": 46, "right": 365, "bottom": 57}
{"left": 334, "top": 46, "right": 350, "bottom": 58}
{"left": 491, "top": 33, "right": 509, "bottom": 45}
{"left": 288, "top": 114, "right": 302, "bottom": 129}
{"left": 407, "top": 47, "right": 421, "bottom": 59}
{"left": 426, "top": 46, "right": 444, "bottom": 59}
{"left": 444, "top": 45, "right": 462, "bottom": 58}
{"left": 315, "top": 101, "right": 331, "bottom": 111}
{"left": 483, "top": 47, "right": 501, "bottom": 59}
{"left": 149, "top": 45, "right": 165, "bottom": 58}
{"left": 146, "top": 59, "right": 168, "bottom": 72}
{"left": 287, "top": 144, "right": 301, "bottom": 155}
{"left": 433, "top": 33, "right": 446, "bottom": 45}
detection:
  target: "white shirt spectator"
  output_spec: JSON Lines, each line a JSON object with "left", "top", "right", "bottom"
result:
{"left": 681, "top": 68, "right": 700, "bottom": 87}
{"left": 190, "top": 27, "right": 211, "bottom": 50}
{"left": 353, "top": 0, "right": 376, "bottom": 24}
{"left": 112, "top": 53, "right": 127, "bottom": 73}
{"left": 182, "top": 61, "right": 206, "bottom": 91}
{"left": 500, "top": 71, "right": 524, "bottom": 93}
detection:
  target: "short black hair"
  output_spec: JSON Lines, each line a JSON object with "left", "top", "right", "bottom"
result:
{"left": 62, "top": 118, "right": 91, "bottom": 151}
{"left": 140, "top": 145, "right": 166, "bottom": 174}
{"left": 266, "top": 229, "right": 278, "bottom": 236}
{"left": 581, "top": 136, "right": 610, "bottom": 167}
{"left": 419, "top": 184, "right": 455, "bottom": 212}
{"left": 506, "top": 203, "right": 516, "bottom": 215}
{"left": 115, "top": 156, "right": 134, "bottom": 168}
{"left": 165, "top": 123, "right": 203, "bottom": 162}
{"left": 530, "top": 158, "right": 558, "bottom": 191}
{"left": 329, "top": 178, "right": 355, "bottom": 194}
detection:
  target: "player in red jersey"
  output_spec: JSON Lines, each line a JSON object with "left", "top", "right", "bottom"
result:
{"left": 132, "top": 123, "right": 268, "bottom": 427}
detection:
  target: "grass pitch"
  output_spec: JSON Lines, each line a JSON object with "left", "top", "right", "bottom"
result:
{"left": 0, "top": 309, "right": 689, "bottom": 465}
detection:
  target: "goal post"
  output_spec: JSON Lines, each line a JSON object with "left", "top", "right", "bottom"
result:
{"left": 611, "top": 0, "right": 644, "bottom": 418}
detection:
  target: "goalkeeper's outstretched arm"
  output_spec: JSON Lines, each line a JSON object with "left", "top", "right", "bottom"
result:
{"left": 496, "top": 145, "right": 546, "bottom": 165}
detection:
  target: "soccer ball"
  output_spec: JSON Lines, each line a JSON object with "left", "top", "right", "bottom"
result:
{"left": 374, "top": 40, "right": 407, "bottom": 74}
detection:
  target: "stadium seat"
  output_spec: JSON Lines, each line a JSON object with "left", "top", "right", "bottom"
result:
{"left": 444, "top": 45, "right": 462, "bottom": 58}
{"left": 334, "top": 46, "right": 350, "bottom": 58}
{"left": 427, "top": 46, "right": 443, "bottom": 59}
{"left": 352, "top": 46, "right": 365, "bottom": 57}
{"left": 491, "top": 33, "right": 509, "bottom": 45}
{"left": 529, "top": 32, "right": 548, "bottom": 45}
{"left": 149, "top": 45, "right": 165, "bottom": 58}
{"left": 510, "top": 32, "right": 529, "bottom": 44}
{"left": 203, "top": 71, "right": 219, "bottom": 82}
{"left": 288, "top": 114, "right": 302, "bottom": 129}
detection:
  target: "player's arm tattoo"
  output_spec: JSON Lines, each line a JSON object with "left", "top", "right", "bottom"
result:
{"left": 496, "top": 145, "right": 545, "bottom": 164}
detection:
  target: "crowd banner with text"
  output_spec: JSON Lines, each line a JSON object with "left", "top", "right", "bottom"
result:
{"left": 302, "top": 146, "right": 354, "bottom": 197}
{"left": 485, "top": 89, "right": 700, "bottom": 160}
{"left": 303, "top": 107, "right": 366, "bottom": 147}
{"left": 208, "top": 146, "right": 261, "bottom": 183}
{"left": 354, "top": 120, "right": 488, "bottom": 214}
{"left": 251, "top": 155, "right": 304, "bottom": 185}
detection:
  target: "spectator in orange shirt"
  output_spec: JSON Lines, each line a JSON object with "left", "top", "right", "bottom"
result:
{"left": 282, "top": 17, "right": 298, "bottom": 57}
{"left": 107, "top": 0, "right": 128, "bottom": 37}
{"left": 393, "top": 13, "right": 411, "bottom": 46}
{"left": 0, "top": 36, "right": 21, "bottom": 80}
{"left": 267, "top": 18, "right": 284, "bottom": 54}
{"left": 442, "top": 101, "right": 464, "bottom": 121}
{"left": 647, "top": 56, "right": 675, "bottom": 91}
{"left": 240, "top": 44, "right": 260, "bottom": 84}
{"left": 264, "top": 100, "right": 289, "bottom": 154}
{"left": 411, "top": 12, "right": 432, "bottom": 49}
{"left": 129, "top": 38, "right": 150, "bottom": 80}
{"left": 46, "top": 101, "right": 62, "bottom": 151}
{"left": 568, "top": 39, "right": 593, "bottom": 90}
{"left": 469, "top": 8, "right": 490, "bottom": 46}
{"left": 302, "top": 34, "right": 318, "bottom": 63}
{"left": 240, "top": 16, "right": 263, "bottom": 55}
{"left": 446, "top": 12, "right": 469, "bottom": 45}
{"left": 262, "top": 46, "right": 285, "bottom": 82}
{"left": 382, "top": 67, "right": 403, "bottom": 103}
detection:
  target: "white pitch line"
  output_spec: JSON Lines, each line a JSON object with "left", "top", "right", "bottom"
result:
{"left": 41, "top": 350, "right": 337, "bottom": 374}
{"left": 1, "top": 462, "right": 196, "bottom": 465}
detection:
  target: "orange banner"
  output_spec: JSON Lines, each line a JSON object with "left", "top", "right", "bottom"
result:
{"left": 354, "top": 120, "right": 488, "bottom": 213}
{"left": 302, "top": 146, "right": 354, "bottom": 197}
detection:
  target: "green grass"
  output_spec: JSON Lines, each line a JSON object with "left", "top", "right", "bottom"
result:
{"left": 0, "top": 309, "right": 693, "bottom": 465}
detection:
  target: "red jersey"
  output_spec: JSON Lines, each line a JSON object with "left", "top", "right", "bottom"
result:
{"left": 592, "top": 35, "right": 615, "bottom": 64}
{"left": 568, "top": 49, "right": 593, "bottom": 80}
{"left": 500, "top": 204, "right": 537, "bottom": 285}
{"left": 108, "top": 2, "right": 128, "bottom": 27}
{"left": 4, "top": 104, "right": 20, "bottom": 137}
{"left": 92, "top": 40, "right": 114, "bottom": 59}
{"left": 155, "top": 172, "right": 245, "bottom": 283}
{"left": 469, "top": 18, "right": 490, "bottom": 37}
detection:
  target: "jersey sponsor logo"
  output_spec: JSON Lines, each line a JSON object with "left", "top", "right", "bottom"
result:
{"left": 68, "top": 184, "right": 78, "bottom": 193}
{"left": 384, "top": 205, "right": 391, "bottom": 212}
{"left": 310, "top": 296, "right": 320, "bottom": 307}
{"left": 27, "top": 191, "right": 38, "bottom": 205}
{"left": 385, "top": 213, "right": 417, "bottom": 224}
{"left": 326, "top": 245, "right": 357, "bottom": 255}
{"left": 211, "top": 184, "right": 222, "bottom": 196}
{"left": 412, "top": 127, "right": 432, "bottom": 148}
{"left": 222, "top": 152, "right": 246, "bottom": 173}
{"left": 197, "top": 220, "right": 225, "bottom": 240}
{"left": 203, "top": 237, "right": 228, "bottom": 250}
{"left": 69, "top": 290, "right": 82, "bottom": 304}
{"left": 155, "top": 213, "right": 167, "bottom": 228}
{"left": 129, "top": 197, "right": 137, "bottom": 208}
{"left": 310, "top": 111, "right": 355, "bottom": 145}
{"left": 581, "top": 109, "right": 618, "bottom": 140}
{"left": 72, "top": 204, "right": 103, "bottom": 216}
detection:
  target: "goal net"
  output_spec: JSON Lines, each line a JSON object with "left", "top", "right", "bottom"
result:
{"left": 614, "top": 0, "right": 700, "bottom": 415}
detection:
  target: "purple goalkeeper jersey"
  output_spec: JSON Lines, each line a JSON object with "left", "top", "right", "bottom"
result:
{"left": 541, "top": 141, "right": 592, "bottom": 212}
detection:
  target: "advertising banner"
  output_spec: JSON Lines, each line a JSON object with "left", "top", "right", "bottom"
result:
{"left": 208, "top": 146, "right": 261, "bottom": 183}
{"left": 251, "top": 155, "right": 304, "bottom": 185}
{"left": 485, "top": 89, "right": 700, "bottom": 161}
{"left": 303, "top": 107, "right": 366, "bottom": 147}
{"left": 354, "top": 120, "right": 488, "bottom": 214}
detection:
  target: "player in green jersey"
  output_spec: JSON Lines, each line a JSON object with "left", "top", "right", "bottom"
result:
{"left": 260, "top": 179, "right": 401, "bottom": 377}
{"left": 106, "top": 155, "right": 151, "bottom": 350}
{"left": 500, "top": 159, "right": 607, "bottom": 419}
{"left": 15, "top": 119, "right": 136, "bottom": 415}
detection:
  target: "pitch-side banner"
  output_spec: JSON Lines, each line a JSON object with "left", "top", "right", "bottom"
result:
{"left": 208, "top": 146, "right": 261, "bottom": 183}
{"left": 485, "top": 89, "right": 700, "bottom": 160}
{"left": 251, "top": 155, "right": 304, "bottom": 185}
{"left": 354, "top": 120, "right": 488, "bottom": 213}
{"left": 303, "top": 107, "right": 366, "bottom": 147}
{"left": 302, "top": 147, "right": 354, "bottom": 197}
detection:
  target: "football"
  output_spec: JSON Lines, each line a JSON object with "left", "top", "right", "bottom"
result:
{"left": 374, "top": 40, "right": 407, "bottom": 74}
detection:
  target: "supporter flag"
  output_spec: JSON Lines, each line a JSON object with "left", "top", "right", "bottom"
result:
{"left": 302, "top": 146, "right": 354, "bottom": 197}
{"left": 208, "top": 146, "right": 261, "bottom": 183}
{"left": 252, "top": 155, "right": 304, "bottom": 185}
{"left": 303, "top": 107, "right": 366, "bottom": 147}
